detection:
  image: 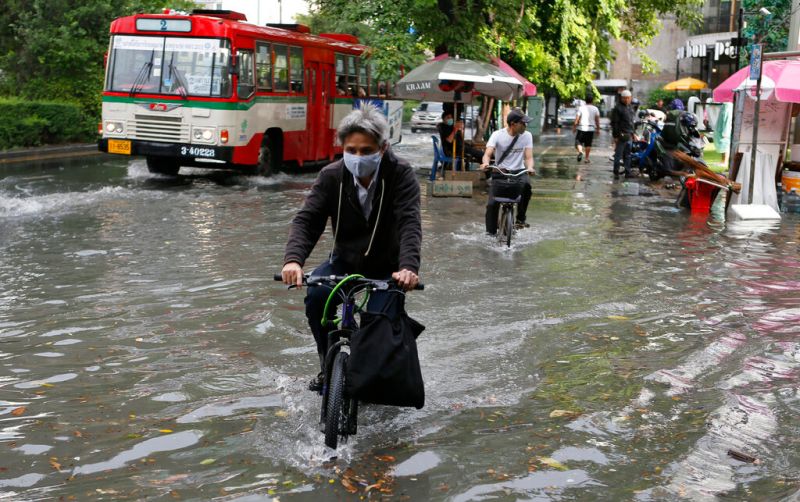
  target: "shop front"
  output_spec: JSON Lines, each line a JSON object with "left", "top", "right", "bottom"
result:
{"left": 675, "top": 32, "right": 739, "bottom": 89}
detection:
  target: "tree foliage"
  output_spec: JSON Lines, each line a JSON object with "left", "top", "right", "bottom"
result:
{"left": 0, "top": 0, "right": 194, "bottom": 116}
{"left": 306, "top": 0, "right": 704, "bottom": 99}
{"left": 741, "top": 0, "right": 792, "bottom": 54}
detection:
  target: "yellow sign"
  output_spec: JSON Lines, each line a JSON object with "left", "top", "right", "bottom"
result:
{"left": 108, "top": 139, "right": 132, "bottom": 155}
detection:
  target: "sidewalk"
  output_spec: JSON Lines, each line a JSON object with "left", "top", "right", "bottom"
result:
{"left": 0, "top": 143, "right": 102, "bottom": 165}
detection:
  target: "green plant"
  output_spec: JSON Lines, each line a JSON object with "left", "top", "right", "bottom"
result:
{"left": 0, "top": 98, "right": 94, "bottom": 149}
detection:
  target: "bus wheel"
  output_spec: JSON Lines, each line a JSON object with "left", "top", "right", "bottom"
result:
{"left": 256, "top": 145, "right": 273, "bottom": 176}
{"left": 146, "top": 157, "right": 180, "bottom": 176}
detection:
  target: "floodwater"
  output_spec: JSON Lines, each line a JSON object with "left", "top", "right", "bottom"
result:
{"left": 1, "top": 130, "right": 799, "bottom": 501}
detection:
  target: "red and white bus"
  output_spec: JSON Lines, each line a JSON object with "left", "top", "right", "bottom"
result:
{"left": 98, "top": 9, "right": 404, "bottom": 175}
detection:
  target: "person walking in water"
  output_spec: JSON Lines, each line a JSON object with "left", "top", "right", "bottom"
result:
{"left": 573, "top": 95, "right": 600, "bottom": 164}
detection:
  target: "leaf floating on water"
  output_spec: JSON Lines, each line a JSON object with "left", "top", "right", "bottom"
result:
{"left": 10, "top": 407, "right": 26, "bottom": 416}
{"left": 536, "top": 456, "right": 568, "bottom": 471}
{"left": 375, "top": 455, "right": 395, "bottom": 462}
{"left": 274, "top": 410, "right": 289, "bottom": 418}
{"left": 159, "top": 429, "right": 173, "bottom": 433}
{"left": 49, "top": 458, "right": 62, "bottom": 471}
{"left": 607, "top": 315, "right": 628, "bottom": 320}
{"left": 341, "top": 477, "right": 359, "bottom": 493}
{"left": 200, "top": 458, "right": 216, "bottom": 465}
{"left": 549, "top": 409, "right": 580, "bottom": 419}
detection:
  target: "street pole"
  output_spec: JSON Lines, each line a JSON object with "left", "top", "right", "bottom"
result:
{"left": 748, "top": 44, "right": 763, "bottom": 204}
{"left": 788, "top": 0, "right": 800, "bottom": 151}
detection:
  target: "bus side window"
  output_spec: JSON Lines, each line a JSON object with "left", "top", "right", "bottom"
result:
{"left": 369, "top": 62, "right": 379, "bottom": 97}
{"left": 358, "top": 59, "right": 368, "bottom": 97}
{"left": 335, "top": 54, "right": 347, "bottom": 95}
{"left": 289, "top": 47, "right": 303, "bottom": 93}
{"left": 256, "top": 42, "right": 272, "bottom": 91}
{"left": 273, "top": 45, "right": 289, "bottom": 92}
{"left": 237, "top": 49, "right": 255, "bottom": 98}
{"left": 347, "top": 55, "right": 357, "bottom": 96}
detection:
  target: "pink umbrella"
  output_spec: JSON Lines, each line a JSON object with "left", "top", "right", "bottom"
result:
{"left": 713, "top": 59, "right": 800, "bottom": 103}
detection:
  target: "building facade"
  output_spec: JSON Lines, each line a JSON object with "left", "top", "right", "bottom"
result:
{"left": 595, "top": 0, "right": 740, "bottom": 105}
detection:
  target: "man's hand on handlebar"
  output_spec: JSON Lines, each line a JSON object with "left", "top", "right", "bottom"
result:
{"left": 392, "top": 268, "right": 419, "bottom": 292}
{"left": 281, "top": 261, "right": 304, "bottom": 289}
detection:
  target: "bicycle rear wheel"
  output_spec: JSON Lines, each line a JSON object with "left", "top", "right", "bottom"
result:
{"left": 324, "top": 351, "right": 350, "bottom": 449}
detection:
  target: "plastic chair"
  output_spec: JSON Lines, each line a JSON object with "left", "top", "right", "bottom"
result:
{"left": 430, "top": 135, "right": 461, "bottom": 180}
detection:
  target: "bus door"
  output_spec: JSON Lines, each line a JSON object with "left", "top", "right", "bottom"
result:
{"left": 306, "top": 61, "right": 334, "bottom": 161}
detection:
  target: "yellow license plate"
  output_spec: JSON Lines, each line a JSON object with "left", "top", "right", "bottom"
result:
{"left": 108, "top": 139, "right": 131, "bottom": 155}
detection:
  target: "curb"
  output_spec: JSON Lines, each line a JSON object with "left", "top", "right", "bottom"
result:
{"left": 0, "top": 143, "right": 103, "bottom": 165}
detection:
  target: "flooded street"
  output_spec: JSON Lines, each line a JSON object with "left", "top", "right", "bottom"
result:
{"left": 1, "top": 130, "right": 800, "bottom": 500}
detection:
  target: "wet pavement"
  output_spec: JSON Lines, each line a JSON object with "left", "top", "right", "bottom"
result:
{"left": 0, "top": 128, "right": 799, "bottom": 500}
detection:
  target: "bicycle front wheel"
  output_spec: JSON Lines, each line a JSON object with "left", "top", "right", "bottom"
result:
{"left": 324, "top": 351, "right": 349, "bottom": 449}
{"left": 504, "top": 206, "right": 514, "bottom": 247}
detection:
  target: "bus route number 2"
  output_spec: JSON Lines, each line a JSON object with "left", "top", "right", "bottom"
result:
{"left": 180, "top": 146, "right": 216, "bottom": 158}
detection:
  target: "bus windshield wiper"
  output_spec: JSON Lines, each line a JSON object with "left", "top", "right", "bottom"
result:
{"left": 129, "top": 50, "right": 155, "bottom": 97}
{"left": 168, "top": 53, "right": 189, "bottom": 99}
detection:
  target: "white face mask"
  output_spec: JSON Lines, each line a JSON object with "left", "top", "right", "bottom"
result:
{"left": 343, "top": 151, "right": 382, "bottom": 178}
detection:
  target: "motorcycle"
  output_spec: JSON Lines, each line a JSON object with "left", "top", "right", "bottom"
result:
{"left": 634, "top": 110, "right": 705, "bottom": 183}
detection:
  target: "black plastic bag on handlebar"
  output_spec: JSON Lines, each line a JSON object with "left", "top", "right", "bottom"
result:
{"left": 346, "top": 293, "right": 425, "bottom": 409}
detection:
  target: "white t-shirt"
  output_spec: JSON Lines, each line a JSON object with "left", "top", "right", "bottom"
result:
{"left": 487, "top": 128, "right": 533, "bottom": 171}
{"left": 576, "top": 104, "right": 600, "bottom": 132}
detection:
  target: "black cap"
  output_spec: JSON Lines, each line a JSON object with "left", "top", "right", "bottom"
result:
{"left": 507, "top": 108, "right": 531, "bottom": 124}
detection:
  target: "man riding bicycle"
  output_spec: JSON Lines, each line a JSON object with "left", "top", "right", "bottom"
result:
{"left": 280, "top": 104, "right": 422, "bottom": 392}
{"left": 479, "top": 108, "right": 535, "bottom": 235}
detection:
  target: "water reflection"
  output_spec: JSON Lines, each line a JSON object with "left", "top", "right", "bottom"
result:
{"left": 1, "top": 141, "right": 800, "bottom": 499}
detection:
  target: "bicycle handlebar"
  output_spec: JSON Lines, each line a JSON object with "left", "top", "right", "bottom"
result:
{"left": 273, "top": 273, "right": 424, "bottom": 291}
{"left": 487, "top": 165, "right": 528, "bottom": 176}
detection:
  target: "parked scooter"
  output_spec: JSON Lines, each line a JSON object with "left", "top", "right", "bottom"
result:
{"left": 636, "top": 110, "right": 705, "bottom": 182}
{"left": 631, "top": 112, "right": 665, "bottom": 181}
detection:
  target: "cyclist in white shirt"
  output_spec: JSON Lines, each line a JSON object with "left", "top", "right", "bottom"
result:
{"left": 572, "top": 95, "right": 600, "bottom": 163}
{"left": 479, "top": 108, "right": 535, "bottom": 234}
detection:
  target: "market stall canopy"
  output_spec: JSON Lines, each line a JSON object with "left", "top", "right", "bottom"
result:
{"left": 712, "top": 59, "right": 800, "bottom": 103}
{"left": 431, "top": 53, "right": 536, "bottom": 97}
{"left": 490, "top": 57, "right": 536, "bottom": 96}
{"left": 663, "top": 77, "right": 708, "bottom": 91}
{"left": 395, "top": 56, "right": 523, "bottom": 102}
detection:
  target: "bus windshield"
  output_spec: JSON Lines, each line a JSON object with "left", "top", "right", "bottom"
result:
{"left": 106, "top": 35, "right": 232, "bottom": 98}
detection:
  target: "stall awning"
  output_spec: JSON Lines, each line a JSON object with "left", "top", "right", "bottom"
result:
{"left": 592, "top": 79, "right": 628, "bottom": 89}
{"left": 432, "top": 53, "right": 537, "bottom": 97}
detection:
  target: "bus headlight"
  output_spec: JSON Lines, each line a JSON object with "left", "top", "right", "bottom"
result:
{"left": 192, "top": 126, "right": 216, "bottom": 143}
{"left": 104, "top": 121, "right": 124, "bottom": 134}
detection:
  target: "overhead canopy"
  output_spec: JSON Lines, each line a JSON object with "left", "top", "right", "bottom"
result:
{"left": 713, "top": 59, "right": 800, "bottom": 103}
{"left": 395, "top": 56, "right": 523, "bottom": 102}
{"left": 592, "top": 79, "right": 628, "bottom": 88}
{"left": 429, "top": 53, "right": 534, "bottom": 97}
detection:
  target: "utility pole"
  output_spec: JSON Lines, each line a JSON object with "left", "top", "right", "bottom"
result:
{"left": 790, "top": 0, "right": 800, "bottom": 157}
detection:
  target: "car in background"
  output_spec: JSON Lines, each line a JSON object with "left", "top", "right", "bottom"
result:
{"left": 410, "top": 102, "right": 444, "bottom": 133}
{"left": 461, "top": 105, "right": 479, "bottom": 127}
{"left": 558, "top": 106, "right": 578, "bottom": 127}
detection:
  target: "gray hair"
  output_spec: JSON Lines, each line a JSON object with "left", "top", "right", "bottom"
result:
{"left": 337, "top": 103, "right": 389, "bottom": 147}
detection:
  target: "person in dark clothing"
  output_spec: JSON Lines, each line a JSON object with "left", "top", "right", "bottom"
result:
{"left": 281, "top": 104, "right": 422, "bottom": 391}
{"left": 437, "top": 110, "right": 484, "bottom": 167}
{"left": 610, "top": 90, "right": 636, "bottom": 179}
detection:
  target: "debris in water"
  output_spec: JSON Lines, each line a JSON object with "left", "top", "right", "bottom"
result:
{"left": 727, "top": 449, "right": 759, "bottom": 464}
